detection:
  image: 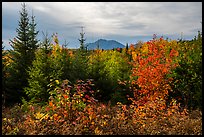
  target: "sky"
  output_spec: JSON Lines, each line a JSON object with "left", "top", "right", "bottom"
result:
{"left": 2, "top": 2, "right": 202, "bottom": 50}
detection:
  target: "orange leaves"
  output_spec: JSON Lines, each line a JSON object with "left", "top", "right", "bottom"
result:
{"left": 170, "top": 49, "right": 179, "bottom": 58}
{"left": 129, "top": 44, "right": 135, "bottom": 52}
{"left": 62, "top": 110, "right": 68, "bottom": 118}
{"left": 162, "top": 67, "right": 168, "bottom": 73}
{"left": 128, "top": 37, "right": 180, "bottom": 107}
{"left": 63, "top": 94, "right": 68, "bottom": 99}
{"left": 68, "top": 50, "right": 73, "bottom": 57}
{"left": 122, "top": 105, "right": 127, "bottom": 112}
{"left": 49, "top": 101, "right": 53, "bottom": 107}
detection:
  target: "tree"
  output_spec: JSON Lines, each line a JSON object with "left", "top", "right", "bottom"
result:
{"left": 125, "top": 43, "right": 128, "bottom": 52}
{"left": 78, "top": 27, "right": 86, "bottom": 51}
{"left": 170, "top": 31, "right": 202, "bottom": 110}
{"left": 27, "top": 12, "right": 39, "bottom": 62}
{"left": 6, "top": 3, "right": 39, "bottom": 104}
{"left": 68, "top": 29, "right": 89, "bottom": 82}
{"left": 24, "top": 32, "right": 52, "bottom": 104}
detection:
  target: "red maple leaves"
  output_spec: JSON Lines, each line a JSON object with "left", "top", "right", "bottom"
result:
{"left": 129, "top": 38, "right": 179, "bottom": 106}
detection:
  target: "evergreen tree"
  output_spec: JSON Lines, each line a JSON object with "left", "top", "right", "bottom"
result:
{"left": 24, "top": 33, "right": 51, "bottom": 103}
{"left": 6, "top": 3, "right": 39, "bottom": 104}
{"left": 27, "top": 12, "right": 39, "bottom": 62}
{"left": 71, "top": 50, "right": 88, "bottom": 81}
{"left": 69, "top": 28, "right": 89, "bottom": 81}
{"left": 78, "top": 27, "right": 86, "bottom": 51}
{"left": 126, "top": 43, "right": 128, "bottom": 51}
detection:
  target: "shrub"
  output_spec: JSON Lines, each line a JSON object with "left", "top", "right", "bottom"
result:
{"left": 128, "top": 37, "right": 179, "bottom": 106}
{"left": 169, "top": 32, "right": 202, "bottom": 110}
{"left": 88, "top": 49, "right": 131, "bottom": 103}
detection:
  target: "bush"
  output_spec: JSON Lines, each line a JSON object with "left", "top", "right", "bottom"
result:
{"left": 87, "top": 49, "right": 131, "bottom": 103}
{"left": 169, "top": 31, "right": 202, "bottom": 110}
{"left": 127, "top": 37, "right": 179, "bottom": 106}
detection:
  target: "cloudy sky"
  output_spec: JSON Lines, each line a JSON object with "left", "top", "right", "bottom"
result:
{"left": 2, "top": 2, "right": 202, "bottom": 49}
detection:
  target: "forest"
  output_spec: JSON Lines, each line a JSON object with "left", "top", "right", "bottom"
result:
{"left": 2, "top": 3, "right": 202, "bottom": 135}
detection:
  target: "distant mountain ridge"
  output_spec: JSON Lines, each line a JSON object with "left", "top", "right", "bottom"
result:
{"left": 86, "top": 39, "right": 125, "bottom": 50}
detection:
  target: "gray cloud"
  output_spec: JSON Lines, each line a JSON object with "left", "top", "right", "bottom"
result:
{"left": 2, "top": 2, "right": 202, "bottom": 49}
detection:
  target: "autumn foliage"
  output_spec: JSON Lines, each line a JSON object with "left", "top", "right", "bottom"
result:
{"left": 2, "top": 3, "right": 202, "bottom": 135}
{"left": 128, "top": 37, "right": 179, "bottom": 107}
{"left": 2, "top": 35, "right": 202, "bottom": 135}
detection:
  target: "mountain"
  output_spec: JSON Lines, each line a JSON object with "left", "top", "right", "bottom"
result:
{"left": 86, "top": 39, "right": 125, "bottom": 50}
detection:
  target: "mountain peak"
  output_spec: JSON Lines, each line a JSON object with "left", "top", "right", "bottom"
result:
{"left": 86, "top": 39, "right": 125, "bottom": 50}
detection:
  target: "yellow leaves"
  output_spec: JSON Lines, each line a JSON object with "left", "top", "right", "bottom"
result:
{"left": 35, "top": 112, "right": 44, "bottom": 120}
{"left": 141, "top": 44, "right": 149, "bottom": 54}
{"left": 94, "top": 127, "right": 102, "bottom": 135}
{"left": 80, "top": 93, "right": 83, "bottom": 97}
{"left": 117, "top": 102, "right": 122, "bottom": 105}
{"left": 89, "top": 115, "right": 92, "bottom": 121}
{"left": 2, "top": 52, "right": 13, "bottom": 68}
{"left": 34, "top": 112, "right": 49, "bottom": 121}
{"left": 132, "top": 51, "right": 137, "bottom": 61}
{"left": 53, "top": 113, "right": 61, "bottom": 121}
{"left": 171, "top": 99, "right": 177, "bottom": 106}
{"left": 103, "top": 121, "right": 107, "bottom": 126}
{"left": 3, "top": 118, "right": 12, "bottom": 123}
{"left": 3, "top": 118, "right": 7, "bottom": 121}
{"left": 43, "top": 114, "right": 50, "bottom": 120}
{"left": 55, "top": 80, "right": 60, "bottom": 85}
{"left": 138, "top": 112, "right": 146, "bottom": 118}
{"left": 51, "top": 45, "right": 60, "bottom": 57}
{"left": 76, "top": 100, "right": 80, "bottom": 104}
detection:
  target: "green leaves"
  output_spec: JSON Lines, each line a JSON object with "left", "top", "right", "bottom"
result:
{"left": 169, "top": 31, "right": 202, "bottom": 110}
{"left": 87, "top": 50, "right": 131, "bottom": 102}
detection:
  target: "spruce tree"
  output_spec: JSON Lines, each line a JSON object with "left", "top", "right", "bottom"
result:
{"left": 24, "top": 33, "right": 52, "bottom": 103}
{"left": 6, "top": 3, "right": 39, "bottom": 104}
{"left": 72, "top": 29, "right": 88, "bottom": 81}
{"left": 78, "top": 27, "right": 86, "bottom": 51}
{"left": 126, "top": 43, "right": 128, "bottom": 51}
{"left": 24, "top": 33, "right": 74, "bottom": 103}
{"left": 27, "top": 12, "right": 39, "bottom": 63}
